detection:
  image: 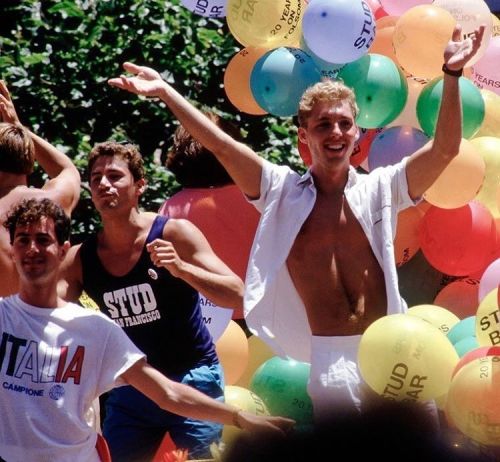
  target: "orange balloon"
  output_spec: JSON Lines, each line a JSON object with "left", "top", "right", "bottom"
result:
{"left": 423, "top": 138, "right": 485, "bottom": 209}
{"left": 434, "top": 278, "right": 480, "bottom": 319}
{"left": 387, "top": 76, "right": 427, "bottom": 128}
{"left": 393, "top": 5, "right": 456, "bottom": 79}
{"left": 234, "top": 335, "right": 276, "bottom": 388}
{"left": 394, "top": 203, "right": 427, "bottom": 267}
{"left": 224, "top": 47, "right": 268, "bottom": 115}
{"left": 215, "top": 320, "right": 249, "bottom": 385}
{"left": 369, "top": 16, "right": 399, "bottom": 65}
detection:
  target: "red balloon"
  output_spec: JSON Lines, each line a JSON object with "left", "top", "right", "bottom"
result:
{"left": 419, "top": 201, "right": 497, "bottom": 276}
{"left": 452, "top": 346, "right": 500, "bottom": 378}
{"left": 350, "top": 128, "right": 382, "bottom": 168}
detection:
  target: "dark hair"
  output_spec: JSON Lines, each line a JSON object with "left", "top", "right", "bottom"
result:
{"left": 87, "top": 141, "right": 145, "bottom": 182}
{"left": 4, "top": 197, "right": 70, "bottom": 245}
{"left": 0, "top": 122, "right": 35, "bottom": 175}
{"left": 166, "top": 113, "right": 242, "bottom": 188}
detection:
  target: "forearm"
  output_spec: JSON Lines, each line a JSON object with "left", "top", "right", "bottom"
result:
{"left": 433, "top": 73, "right": 462, "bottom": 158}
{"left": 176, "top": 263, "right": 244, "bottom": 310}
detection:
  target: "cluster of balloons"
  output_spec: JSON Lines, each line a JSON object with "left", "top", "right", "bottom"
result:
{"left": 176, "top": 0, "right": 500, "bottom": 451}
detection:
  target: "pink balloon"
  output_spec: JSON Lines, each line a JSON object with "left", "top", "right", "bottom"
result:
{"left": 472, "top": 36, "right": 500, "bottom": 96}
{"left": 478, "top": 258, "right": 500, "bottom": 303}
{"left": 379, "top": 0, "right": 432, "bottom": 16}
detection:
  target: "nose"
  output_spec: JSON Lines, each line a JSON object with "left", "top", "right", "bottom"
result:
{"left": 98, "top": 175, "right": 111, "bottom": 189}
{"left": 25, "top": 239, "right": 39, "bottom": 255}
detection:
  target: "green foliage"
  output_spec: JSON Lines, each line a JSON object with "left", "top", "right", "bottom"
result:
{"left": 0, "top": 0, "right": 303, "bottom": 242}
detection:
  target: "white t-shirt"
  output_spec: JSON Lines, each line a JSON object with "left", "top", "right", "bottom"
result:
{"left": 0, "top": 295, "right": 145, "bottom": 462}
{"left": 245, "top": 159, "right": 416, "bottom": 362}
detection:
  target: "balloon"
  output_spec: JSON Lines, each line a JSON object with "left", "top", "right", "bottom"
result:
{"left": 222, "top": 385, "right": 269, "bottom": 447}
{"left": 380, "top": 0, "right": 432, "bottom": 17}
{"left": 433, "top": 0, "right": 493, "bottom": 67}
{"left": 358, "top": 313, "right": 459, "bottom": 401}
{"left": 471, "top": 137, "right": 500, "bottom": 219}
{"left": 181, "top": 0, "right": 226, "bottom": 18}
{"left": 394, "top": 203, "right": 427, "bottom": 267}
{"left": 433, "top": 0, "right": 492, "bottom": 67}
{"left": 224, "top": 47, "right": 268, "bottom": 115}
{"left": 419, "top": 202, "right": 497, "bottom": 276}
{"left": 447, "top": 316, "right": 476, "bottom": 345}
{"left": 350, "top": 127, "right": 382, "bottom": 168}
{"left": 199, "top": 295, "right": 233, "bottom": 342}
{"left": 453, "top": 336, "right": 479, "bottom": 358}
{"left": 416, "top": 77, "right": 485, "bottom": 139}
{"left": 302, "top": 0, "right": 375, "bottom": 64}
{"left": 365, "top": 0, "right": 388, "bottom": 19}
{"left": 368, "top": 16, "right": 399, "bottom": 65}
{"left": 368, "top": 126, "right": 429, "bottom": 171}
{"left": 79, "top": 291, "right": 99, "bottom": 310}
{"left": 445, "top": 356, "right": 500, "bottom": 446}
{"left": 452, "top": 345, "right": 500, "bottom": 378}
{"left": 337, "top": 54, "right": 408, "bottom": 128}
{"left": 474, "top": 90, "right": 500, "bottom": 138}
{"left": 493, "top": 13, "right": 500, "bottom": 37}
{"left": 422, "top": 139, "right": 485, "bottom": 209}
{"left": 479, "top": 258, "right": 500, "bottom": 304}
{"left": 250, "top": 47, "right": 321, "bottom": 117}
{"left": 387, "top": 76, "right": 428, "bottom": 129}
{"left": 250, "top": 356, "right": 313, "bottom": 428}
{"left": 393, "top": 5, "right": 456, "bottom": 79}
{"left": 235, "top": 335, "right": 276, "bottom": 389}
{"left": 407, "top": 304, "right": 460, "bottom": 335}
{"left": 215, "top": 320, "right": 249, "bottom": 385}
{"left": 476, "top": 288, "right": 500, "bottom": 347}
{"left": 226, "top": 0, "right": 303, "bottom": 48}
{"left": 434, "top": 278, "right": 480, "bottom": 319}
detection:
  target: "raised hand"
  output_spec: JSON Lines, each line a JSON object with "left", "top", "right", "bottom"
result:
{"left": 0, "top": 80, "right": 21, "bottom": 125}
{"left": 108, "top": 62, "right": 167, "bottom": 98}
{"left": 444, "top": 24, "right": 486, "bottom": 72}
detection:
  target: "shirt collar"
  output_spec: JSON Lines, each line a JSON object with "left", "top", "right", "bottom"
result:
{"left": 298, "top": 166, "right": 359, "bottom": 190}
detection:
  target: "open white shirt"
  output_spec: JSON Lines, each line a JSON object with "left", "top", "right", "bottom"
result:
{"left": 245, "top": 158, "right": 417, "bottom": 363}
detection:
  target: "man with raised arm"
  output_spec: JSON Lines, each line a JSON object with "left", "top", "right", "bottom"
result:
{"left": 58, "top": 140, "right": 245, "bottom": 461}
{"left": 107, "top": 25, "right": 485, "bottom": 420}
{"left": 0, "top": 197, "right": 294, "bottom": 462}
{"left": 0, "top": 80, "right": 80, "bottom": 297}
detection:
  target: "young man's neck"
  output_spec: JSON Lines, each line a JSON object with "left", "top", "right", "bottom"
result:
{"left": 0, "top": 173, "right": 28, "bottom": 196}
{"left": 19, "top": 283, "right": 62, "bottom": 308}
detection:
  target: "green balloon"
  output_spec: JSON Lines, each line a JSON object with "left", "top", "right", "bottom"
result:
{"left": 447, "top": 316, "right": 476, "bottom": 345}
{"left": 249, "top": 356, "right": 313, "bottom": 428}
{"left": 337, "top": 53, "right": 408, "bottom": 129}
{"left": 453, "top": 336, "right": 479, "bottom": 358}
{"left": 416, "top": 77, "right": 485, "bottom": 139}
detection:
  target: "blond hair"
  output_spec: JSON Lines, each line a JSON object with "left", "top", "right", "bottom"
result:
{"left": 298, "top": 79, "right": 359, "bottom": 127}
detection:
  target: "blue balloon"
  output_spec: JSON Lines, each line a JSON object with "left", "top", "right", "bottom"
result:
{"left": 453, "top": 336, "right": 480, "bottom": 358}
{"left": 250, "top": 47, "right": 321, "bottom": 117}
{"left": 368, "top": 126, "right": 429, "bottom": 170}
{"left": 447, "top": 316, "right": 476, "bottom": 345}
{"left": 484, "top": 0, "right": 500, "bottom": 14}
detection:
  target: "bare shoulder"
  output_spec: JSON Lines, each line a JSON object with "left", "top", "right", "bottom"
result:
{"left": 163, "top": 217, "right": 204, "bottom": 245}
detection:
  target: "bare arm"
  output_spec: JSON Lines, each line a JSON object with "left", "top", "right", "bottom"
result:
{"left": 147, "top": 218, "right": 244, "bottom": 311}
{"left": 58, "top": 243, "right": 84, "bottom": 302}
{"left": 405, "top": 24, "right": 485, "bottom": 200}
{"left": 0, "top": 80, "right": 81, "bottom": 215}
{"left": 108, "top": 63, "right": 264, "bottom": 199}
{"left": 122, "top": 358, "right": 295, "bottom": 434}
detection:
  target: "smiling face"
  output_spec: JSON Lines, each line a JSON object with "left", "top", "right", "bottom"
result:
{"left": 11, "top": 217, "right": 68, "bottom": 285}
{"left": 298, "top": 99, "right": 359, "bottom": 172}
{"left": 89, "top": 155, "right": 145, "bottom": 214}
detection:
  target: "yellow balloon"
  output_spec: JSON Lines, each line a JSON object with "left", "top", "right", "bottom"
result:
{"left": 476, "top": 288, "right": 500, "bottom": 347}
{"left": 224, "top": 47, "right": 268, "bottom": 115}
{"left": 471, "top": 136, "right": 500, "bottom": 218}
{"left": 423, "top": 138, "right": 485, "bottom": 209}
{"left": 493, "top": 14, "right": 500, "bottom": 37}
{"left": 474, "top": 90, "right": 500, "bottom": 139}
{"left": 393, "top": 5, "right": 456, "bottom": 79}
{"left": 226, "top": 0, "right": 303, "bottom": 48}
{"left": 445, "top": 356, "right": 500, "bottom": 446}
{"left": 358, "top": 314, "right": 459, "bottom": 401}
{"left": 407, "top": 304, "right": 460, "bottom": 335}
{"left": 221, "top": 385, "right": 269, "bottom": 448}
{"left": 215, "top": 320, "right": 249, "bottom": 385}
{"left": 234, "top": 334, "right": 275, "bottom": 388}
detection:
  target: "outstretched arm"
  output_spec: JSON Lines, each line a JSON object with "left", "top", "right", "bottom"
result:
{"left": 405, "top": 24, "right": 485, "bottom": 200}
{"left": 147, "top": 218, "right": 244, "bottom": 312}
{"left": 108, "top": 63, "right": 263, "bottom": 199}
{"left": 122, "top": 358, "right": 295, "bottom": 434}
{"left": 0, "top": 80, "right": 81, "bottom": 215}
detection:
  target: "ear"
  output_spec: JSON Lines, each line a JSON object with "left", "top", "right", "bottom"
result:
{"left": 59, "top": 241, "right": 71, "bottom": 260}
{"left": 136, "top": 178, "right": 147, "bottom": 196}
{"left": 354, "top": 126, "right": 360, "bottom": 142}
{"left": 297, "top": 126, "right": 308, "bottom": 145}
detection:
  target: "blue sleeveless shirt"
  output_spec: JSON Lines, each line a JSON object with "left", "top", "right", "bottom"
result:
{"left": 80, "top": 215, "right": 218, "bottom": 376}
